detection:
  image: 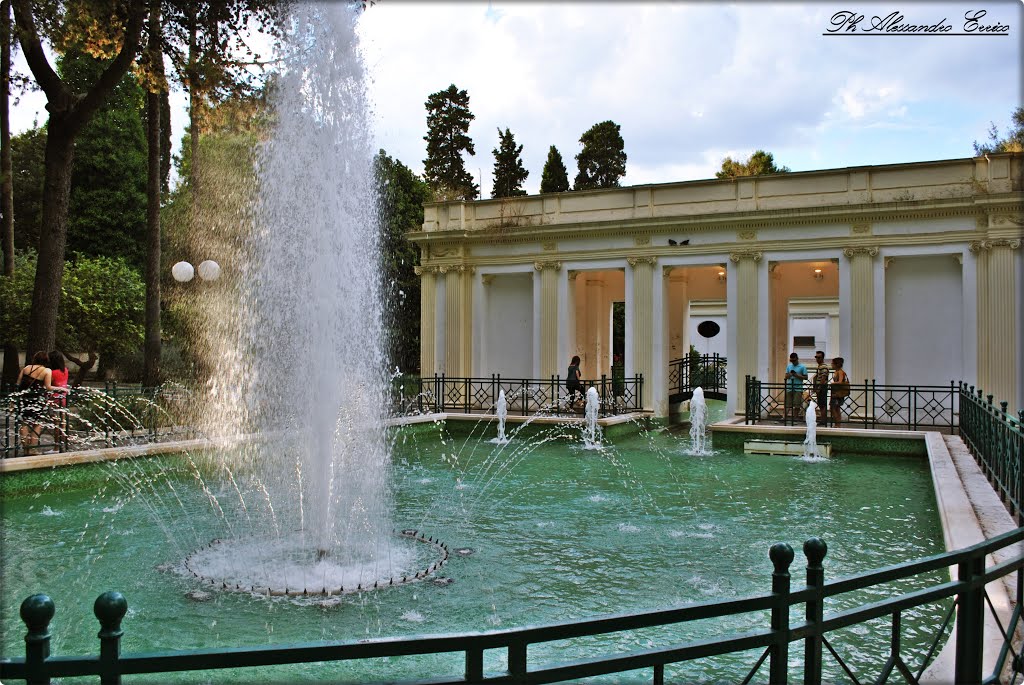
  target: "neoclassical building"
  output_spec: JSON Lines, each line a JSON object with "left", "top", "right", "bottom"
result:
{"left": 409, "top": 153, "right": 1024, "bottom": 417}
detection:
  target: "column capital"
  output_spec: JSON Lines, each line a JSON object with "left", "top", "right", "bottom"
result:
{"left": 534, "top": 260, "right": 562, "bottom": 271}
{"left": 841, "top": 246, "right": 879, "bottom": 258}
{"left": 626, "top": 256, "right": 657, "bottom": 267}
{"left": 728, "top": 250, "right": 762, "bottom": 263}
{"left": 481, "top": 274, "right": 495, "bottom": 286}
{"left": 971, "top": 238, "right": 1022, "bottom": 252}
{"left": 414, "top": 265, "right": 440, "bottom": 276}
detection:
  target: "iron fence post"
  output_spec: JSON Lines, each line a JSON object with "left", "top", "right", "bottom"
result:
{"left": 95, "top": 592, "right": 127, "bottom": 685}
{"left": 20, "top": 594, "right": 54, "bottom": 685}
{"left": 465, "top": 647, "right": 483, "bottom": 681}
{"left": 954, "top": 553, "right": 985, "bottom": 684}
{"left": 803, "top": 538, "right": 827, "bottom": 685}
{"left": 637, "top": 374, "right": 643, "bottom": 412}
{"left": 744, "top": 375, "right": 751, "bottom": 424}
{"left": 768, "top": 542, "right": 794, "bottom": 685}
{"left": 463, "top": 377, "right": 469, "bottom": 413}
{"left": 521, "top": 379, "right": 527, "bottom": 417}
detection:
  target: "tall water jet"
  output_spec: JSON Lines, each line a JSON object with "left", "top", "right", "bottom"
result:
{"left": 582, "top": 387, "right": 602, "bottom": 449}
{"left": 490, "top": 390, "right": 509, "bottom": 445}
{"left": 688, "top": 387, "right": 710, "bottom": 455}
{"left": 182, "top": 3, "right": 440, "bottom": 594}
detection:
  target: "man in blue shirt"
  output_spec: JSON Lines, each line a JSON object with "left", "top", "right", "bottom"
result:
{"left": 784, "top": 352, "right": 808, "bottom": 420}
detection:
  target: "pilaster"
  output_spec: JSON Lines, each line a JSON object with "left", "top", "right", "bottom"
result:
{"left": 842, "top": 246, "right": 879, "bottom": 383}
{"left": 628, "top": 256, "right": 656, "bottom": 409}
{"left": 442, "top": 265, "right": 473, "bottom": 377}
{"left": 535, "top": 260, "right": 562, "bottom": 378}
{"left": 729, "top": 251, "right": 762, "bottom": 407}
{"left": 972, "top": 238, "right": 1022, "bottom": 405}
{"left": 415, "top": 266, "right": 437, "bottom": 375}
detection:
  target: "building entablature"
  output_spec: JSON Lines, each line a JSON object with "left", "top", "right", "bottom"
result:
{"left": 409, "top": 155, "right": 1023, "bottom": 263}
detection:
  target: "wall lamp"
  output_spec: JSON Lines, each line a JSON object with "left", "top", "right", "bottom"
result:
{"left": 717, "top": 269, "right": 726, "bottom": 283}
{"left": 813, "top": 268, "right": 823, "bottom": 281}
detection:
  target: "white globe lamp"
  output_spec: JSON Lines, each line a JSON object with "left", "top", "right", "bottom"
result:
{"left": 197, "top": 260, "right": 221, "bottom": 282}
{"left": 171, "top": 261, "right": 195, "bottom": 283}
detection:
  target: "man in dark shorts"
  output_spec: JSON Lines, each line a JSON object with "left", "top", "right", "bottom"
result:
{"left": 812, "top": 350, "right": 829, "bottom": 424}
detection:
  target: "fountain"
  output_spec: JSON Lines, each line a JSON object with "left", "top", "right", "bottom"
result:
{"left": 688, "top": 387, "right": 710, "bottom": 455}
{"left": 176, "top": 2, "right": 442, "bottom": 595}
{"left": 581, "top": 387, "right": 602, "bottom": 449}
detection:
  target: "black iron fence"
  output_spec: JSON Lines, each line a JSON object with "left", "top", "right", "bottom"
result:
{"left": 958, "top": 383, "right": 1024, "bottom": 523}
{"left": 744, "top": 376, "right": 959, "bottom": 431}
{"left": 1, "top": 383, "right": 195, "bottom": 459}
{"left": 407, "top": 374, "right": 644, "bottom": 416}
{"left": 668, "top": 353, "right": 727, "bottom": 401}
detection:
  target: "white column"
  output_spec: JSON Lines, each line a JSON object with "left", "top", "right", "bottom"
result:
{"left": 628, "top": 257, "right": 656, "bottom": 410}
{"left": 726, "top": 250, "right": 762, "bottom": 415}
{"left": 842, "top": 246, "right": 878, "bottom": 385}
{"left": 416, "top": 266, "right": 436, "bottom": 376}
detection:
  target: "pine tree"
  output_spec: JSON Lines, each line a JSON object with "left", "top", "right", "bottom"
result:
{"left": 423, "top": 84, "right": 478, "bottom": 200}
{"left": 540, "top": 145, "right": 569, "bottom": 193}
{"left": 491, "top": 128, "right": 528, "bottom": 198}
{"left": 574, "top": 120, "right": 627, "bottom": 190}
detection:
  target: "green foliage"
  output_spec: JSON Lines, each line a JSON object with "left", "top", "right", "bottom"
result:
{"left": 10, "top": 126, "right": 46, "bottom": 252}
{"left": 0, "top": 250, "right": 36, "bottom": 347}
{"left": 60, "top": 50, "right": 148, "bottom": 270}
{"left": 573, "top": 120, "right": 627, "bottom": 191}
{"left": 375, "top": 149, "right": 430, "bottom": 374}
{"left": 974, "top": 107, "right": 1024, "bottom": 155}
{"left": 423, "top": 84, "right": 478, "bottom": 201}
{"left": 540, "top": 145, "right": 569, "bottom": 193}
{"left": 490, "top": 127, "right": 528, "bottom": 198}
{"left": 60, "top": 255, "right": 145, "bottom": 359}
{"left": 715, "top": 150, "right": 790, "bottom": 179}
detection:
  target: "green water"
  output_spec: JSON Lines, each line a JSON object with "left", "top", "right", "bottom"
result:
{"left": 1, "top": 420, "right": 948, "bottom": 683}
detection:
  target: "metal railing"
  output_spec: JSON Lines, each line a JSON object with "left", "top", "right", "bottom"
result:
{"left": 408, "top": 374, "right": 644, "bottom": 416}
{"left": 958, "top": 382, "right": 1024, "bottom": 523}
{"left": 668, "top": 353, "right": 727, "bottom": 400}
{"left": 1, "top": 383, "right": 195, "bottom": 459}
{"left": 744, "top": 376, "right": 959, "bottom": 430}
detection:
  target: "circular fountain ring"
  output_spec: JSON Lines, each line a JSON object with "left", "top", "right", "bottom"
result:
{"left": 183, "top": 529, "right": 450, "bottom": 597}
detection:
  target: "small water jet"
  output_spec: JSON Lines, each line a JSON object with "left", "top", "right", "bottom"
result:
{"left": 489, "top": 390, "right": 510, "bottom": 445}
{"left": 582, "top": 387, "right": 602, "bottom": 449}
{"left": 802, "top": 401, "right": 825, "bottom": 460}
{"left": 688, "top": 387, "right": 710, "bottom": 456}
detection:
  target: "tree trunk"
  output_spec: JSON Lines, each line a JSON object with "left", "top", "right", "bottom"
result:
{"left": 142, "top": 1, "right": 161, "bottom": 388}
{"left": 25, "top": 125, "right": 74, "bottom": 354}
{"left": 1, "top": 0, "right": 20, "bottom": 386}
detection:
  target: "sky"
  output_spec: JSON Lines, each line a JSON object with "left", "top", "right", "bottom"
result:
{"left": 9, "top": 1, "right": 1024, "bottom": 198}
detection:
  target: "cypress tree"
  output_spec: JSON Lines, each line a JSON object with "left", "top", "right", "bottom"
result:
{"left": 490, "top": 127, "right": 528, "bottom": 198}
{"left": 423, "top": 84, "right": 478, "bottom": 200}
{"left": 540, "top": 145, "right": 569, "bottom": 193}
{"left": 573, "top": 120, "right": 627, "bottom": 190}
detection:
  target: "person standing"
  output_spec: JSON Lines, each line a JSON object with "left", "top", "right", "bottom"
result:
{"left": 48, "top": 350, "right": 69, "bottom": 450}
{"left": 566, "top": 355, "right": 583, "bottom": 410}
{"left": 830, "top": 357, "right": 850, "bottom": 427}
{"left": 14, "top": 351, "right": 66, "bottom": 455}
{"left": 784, "top": 352, "right": 808, "bottom": 421}
{"left": 812, "top": 350, "right": 830, "bottom": 424}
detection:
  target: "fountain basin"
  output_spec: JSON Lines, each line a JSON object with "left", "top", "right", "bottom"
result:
{"left": 744, "top": 439, "right": 832, "bottom": 458}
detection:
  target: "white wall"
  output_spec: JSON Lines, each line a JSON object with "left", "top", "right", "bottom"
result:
{"left": 884, "top": 255, "right": 962, "bottom": 385}
{"left": 484, "top": 273, "right": 533, "bottom": 377}
{"left": 687, "top": 301, "right": 727, "bottom": 357}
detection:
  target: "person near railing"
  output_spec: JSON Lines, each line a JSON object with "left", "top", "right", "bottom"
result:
{"left": 14, "top": 351, "right": 68, "bottom": 456}
{"left": 784, "top": 352, "right": 808, "bottom": 421}
{"left": 566, "top": 355, "right": 583, "bottom": 410}
{"left": 812, "top": 350, "right": 830, "bottom": 425}
{"left": 829, "top": 357, "right": 849, "bottom": 427}
{"left": 48, "top": 351, "right": 69, "bottom": 450}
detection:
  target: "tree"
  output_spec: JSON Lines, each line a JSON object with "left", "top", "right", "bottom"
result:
{"left": 974, "top": 107, "right": 1024, "bottom": 155}
{"left": 60, "top": 255, "right": 145, "bottom": 385}
{"left": 142, "top": 0, "right": 164, "bottom": 387}
{"left": 0, "top": 248, "right": 34, "bottom": 351}
{"left": 375, "top": 150, "right": 430, "bottom": 373}
{"left": 491, "top": 127, "right": 527, "bottom": 199}
{"left": 0, "top": 0, "right": 13, "bottom": 384}
{"left": 61, "top": 49, "right": 148, "bottom": 271}
{"left": 540, "top": 145, "right": 569, "bottom": 194}
{"left": 573, "top": 120, "right": 626, "bottom": 190}
{"left": 423, "top": 84, "right": 478, "bottom": 201}
{"left": 12, "top": 0, "right": 147, "bottom": 355}
{"left": 715, "top": 150, "right": 790, "bottom": 179}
